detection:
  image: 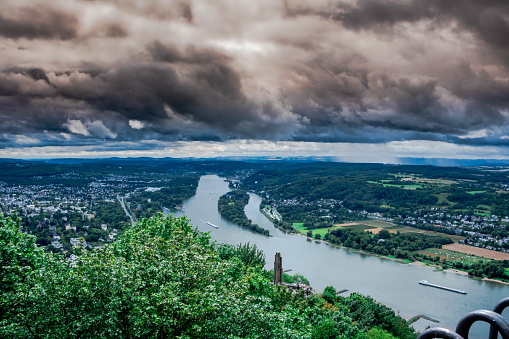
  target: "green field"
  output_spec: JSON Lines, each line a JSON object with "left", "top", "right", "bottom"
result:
{"left": 294, "top": 218, "right": 465, "bottom": 243}
{"left": 418, "top": 247, "right": 483, "bottom": 264}
{"left": 367, "top": 181, "right": 422, "bottom": 189}
{"left": 358, "top": 219, "right": 398, "bottom": 228}
{"left": 468, "top": 190, "right": 486, "bottom": 195}
{"left": 474, "top": 204, "right": 491, "bottom": 216}
{"left": 340, "top": 224, "right": 376, "bottom": 231}
{"left": 435, "top": 193, "right": 452, "bottom": 205}
{"left": 292, "top": 222, "right": 374, "bottom": 238}
{"left": 357, "top": 219, "right": 466, "bottom": 242}
{"left": 293, "top": 223, "right": 342, "bottom": 237}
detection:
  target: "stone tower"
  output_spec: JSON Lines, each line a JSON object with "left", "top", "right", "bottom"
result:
{"left": 274, "top": 252, "right": 283, "bottom": 285}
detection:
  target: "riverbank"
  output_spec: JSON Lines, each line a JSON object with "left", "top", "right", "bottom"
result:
{"left": 185, "top": 176, "right": 509, "bottom": 337}
{"left": 267, "top": 212, "right": 509, "bottom": 286}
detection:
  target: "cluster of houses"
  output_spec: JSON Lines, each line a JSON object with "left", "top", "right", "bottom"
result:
{"left": 0, "top": 175, "right": 138, "bottom": 252}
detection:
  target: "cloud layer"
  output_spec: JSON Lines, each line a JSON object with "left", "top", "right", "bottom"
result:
{"left": 1, "top": 0, "right": 509, "bottom": 154}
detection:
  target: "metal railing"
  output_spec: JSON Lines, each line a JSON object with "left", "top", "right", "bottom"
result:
{"left": 417, "top": 298, "right": 509, "bottom": 339}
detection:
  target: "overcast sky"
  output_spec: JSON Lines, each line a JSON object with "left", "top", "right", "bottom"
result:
{"left": 1, "top": 0, "right": 509, "bottom": 161}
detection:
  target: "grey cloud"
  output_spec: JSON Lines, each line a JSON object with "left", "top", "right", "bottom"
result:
{"left": 104, "top": 24, "right": 128, "bottom": 38}
{"left": 445, "top": 63, "right": 509, "bottom": 107}
{"left": 180, "top": 3, "right": 193, "bottom": 23}
{"left": 0, "top": 51, "right": 298, "bottom": 142}
{"left": 0, "top": 5, "right": 79, "bottom": 40}
{"left": 146, "top": 41, "right": 231, "bottom": 65}
{"left": 332, "top": 0, "right": 509, "bottom": 64}
{"left": 0, "top": 77, "right": 19, "bottom": 96}
{"left": 1, "top": 0, "right": 509, "bottom": 149}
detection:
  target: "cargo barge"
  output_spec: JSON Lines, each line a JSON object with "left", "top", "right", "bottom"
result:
{"left": 206, "top": 221, "right": 219, "bottom": 229}
{"left": 419, "top": 280, "right": 467, "bottom": 294}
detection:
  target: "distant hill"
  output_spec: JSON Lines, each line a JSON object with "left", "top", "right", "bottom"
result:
{"left": 5, "top": 156, "right": 508, "bottom": 167}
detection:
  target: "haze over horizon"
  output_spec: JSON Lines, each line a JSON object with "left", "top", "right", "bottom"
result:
{"left": 1, "top": 0, "right": 509, "bottom": 162}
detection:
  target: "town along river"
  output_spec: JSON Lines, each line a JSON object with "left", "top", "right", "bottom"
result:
{"left": 169, "top": 175, "right": 509, "bottom": 338}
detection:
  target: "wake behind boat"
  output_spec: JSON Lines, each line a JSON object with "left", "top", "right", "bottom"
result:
{"left": 206, "top": 221, "right": 218, "bottom": 229}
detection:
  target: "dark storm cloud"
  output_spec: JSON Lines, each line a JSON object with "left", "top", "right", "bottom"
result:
{"left": 283, "top": 52, "right": 470, "bottom": 137}
{"left": 0, "top": 5, "right": 79, "bottom": 40}
{"left": 445, "top": 63, "right": 509, "bottom": 107}
{"left": 0, "top": 42, "right": 298, "bottom": 143}
{"left": 1, "top": 0, "right": 509, "bottom": 151}
{"left": 180, "top": 3, "right": 193, "bottom": 23}
{"left": 320, "top": 0, "right": 509, "bottom": 64}
{"left": 104, "top": 24, "right": 128, "bottom": 38}
{"left": 0, "top": 77, "right": 19, "bottom": 96}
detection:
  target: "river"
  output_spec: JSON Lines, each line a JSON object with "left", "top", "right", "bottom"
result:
{"left": 169, "top": 175, "right": 509, "bottom": 338}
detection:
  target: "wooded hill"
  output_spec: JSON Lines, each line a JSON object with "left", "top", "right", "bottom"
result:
{"left": 1, "top": 213, "right": 416, "bottom": 339}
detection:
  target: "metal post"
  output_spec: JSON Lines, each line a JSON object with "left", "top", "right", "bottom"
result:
{"left": 417, "top": 328, "right": 464, "bottom": 339}
{"left": 489, "top": 298, "right": 509, "bottom": 339}
{"left": 456, "top": 310, "right": 509, "bottom": 339}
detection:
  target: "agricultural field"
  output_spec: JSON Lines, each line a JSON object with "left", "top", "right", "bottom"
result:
{"left": 335, "top": 223, "right": 376, "bottom": 231}
{"left": 394, "top": 174, "right": 459, "bottom": 186}
{"left": 356, "top": 219, "right": 466, "bottom": 243}
{"left": 294, "top": 218, "right": 465, "bottom": 243}
{"left": 474, "top": 204, "right": 491, "bottom": 216}
{"left": 292, "top": 223, "right": 341, "bottom": 237}
{"left": 434, "top": 193, "right": 452, "bottom": 204}
{"left": 367, "top": 180, "right": 422, "bottom": 189}
{"left": 293, "top": 222, "right": 375, "bottom": 238}
{"left": 357, "top": 219, "right": 398, "bottom": 228}
{"left": 442, "top": 244, "right": 509, "bottom": 261}
{"left": 417, "top": 247, "right": 482, "bottom": 264}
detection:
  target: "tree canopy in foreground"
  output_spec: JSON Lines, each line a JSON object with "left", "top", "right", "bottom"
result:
{"left": 0, "top": 213, "right": 415, "bottom": 339}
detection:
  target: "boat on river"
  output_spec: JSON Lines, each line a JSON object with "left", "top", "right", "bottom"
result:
{"left": 206, "top": 221, "right": 218, "bottom": 229}
{"left": 419, "top": 280, "right": 467, "bottom": 294}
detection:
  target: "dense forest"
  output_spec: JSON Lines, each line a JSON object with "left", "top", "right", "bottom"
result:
{"left": 218, "top": 190, "right": 270, "bottom": 236}
{"left": 242, "top": 164, "right": 509, "bottom": 214}
{"left": 1, "top": 213, "right": 416, "bottom": 338}
{"left": 246, "top": 171, "right": 438, "bottom": 213}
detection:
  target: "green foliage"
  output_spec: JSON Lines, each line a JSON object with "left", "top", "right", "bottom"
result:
{"left": 335, "top": 293, "right": 416, "bottom": 339}
{"left": 217, "top": 242, "right": 266, "bottom": 268}
{"left": 0, "top": 215, "right": 45, "bottom": 294}
{"left": 322, "top": 285, "right": 337, "bottom": 304}
{"left": 467, "top": 260, "right": 507, "bottom": 279}
{"left": 0, "top": 214, "right": 48, "bottom": 332}
{"left": 1, "top": 213, "right": 416, "bottom": 338}
{"left": 327, "top": 227, "right": 453, "bottom": 261}
{"left": 378, "top": 229, "right": 391, "bottom": 240}
{"left": 364, "top": 327, "right": 398, "bottom": 339}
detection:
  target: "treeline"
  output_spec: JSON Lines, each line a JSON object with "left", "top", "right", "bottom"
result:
{"left": 272, "top": 219, "right": 296, "bottom": 233}
{"left": 244, "top": 168, "right": 438, "bottom": 214}
{"left": 445, "top": 259, "right": 508, "bottom": 279}
{"left": 323, "top": 227, "right": 509, "bottom": 280}
{"left": 241, "top": 164, "right": 509, "bottom": 217}
{"left": 325, "top": 228, "right": 453, "bottom": 259}
{"left": 218, "top": 190, "right": 269, "bottom": 236}
{"left": 1, "top": 213, "right": 417, "bottom": 338}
